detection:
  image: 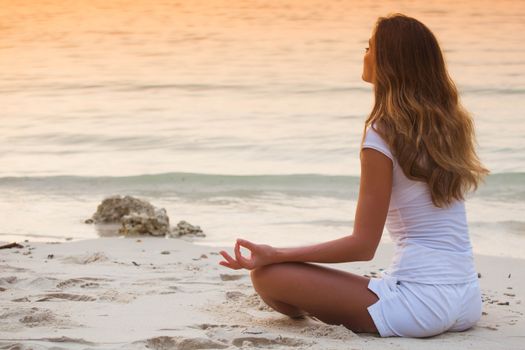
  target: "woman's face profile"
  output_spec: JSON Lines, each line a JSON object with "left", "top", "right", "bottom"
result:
{"left": 362, "top": 34, "right": 375, "bottom": 84}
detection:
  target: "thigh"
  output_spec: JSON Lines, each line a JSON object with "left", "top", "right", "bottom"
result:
{"left": 249, "top": 262, "right": 379, "bottom": 333}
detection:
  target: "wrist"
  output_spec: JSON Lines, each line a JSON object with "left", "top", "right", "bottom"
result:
{"left": 270, "top": 246, "right": 283, "bottom": 264}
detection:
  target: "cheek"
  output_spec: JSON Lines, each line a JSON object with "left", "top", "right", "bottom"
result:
{"left": 366, "top": 54, "right": 374, "bottom": 72}
{"left": 363, "top": 54, "right": 370, "bottom": 70}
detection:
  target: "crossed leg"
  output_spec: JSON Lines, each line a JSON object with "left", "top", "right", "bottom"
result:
{"left": 249, "top": 262, "right": 379, "bottom": 334}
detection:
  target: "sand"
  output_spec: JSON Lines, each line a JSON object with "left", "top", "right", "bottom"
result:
{"left": 0, "top": 237, "right": 523, "bottom": 349}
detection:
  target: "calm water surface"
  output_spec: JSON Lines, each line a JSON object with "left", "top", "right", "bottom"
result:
{"left": 1, "top": 0, "right": 524, "bottom": 258}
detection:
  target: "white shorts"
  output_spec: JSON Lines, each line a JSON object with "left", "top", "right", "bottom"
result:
{"left": 367, "top": 275, "right": 482, "bottom": 338}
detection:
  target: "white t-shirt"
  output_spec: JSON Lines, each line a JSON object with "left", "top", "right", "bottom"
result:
{"left": 361, "top": 124, "right": 478, "bottom": 284}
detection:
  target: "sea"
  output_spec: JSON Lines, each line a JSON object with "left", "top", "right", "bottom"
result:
{"left": 1, "top": 0, "right": 524, "bottom": 259}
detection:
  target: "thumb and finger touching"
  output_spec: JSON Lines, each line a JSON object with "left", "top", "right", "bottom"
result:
{"left": 218, "top": 238, "right": 258, "bottom": 270}
{"left": 235, "top": 240, "right": 254, "bottom": 269}
{"left": 237, "top": 239, "right": 254, "bottom": 250}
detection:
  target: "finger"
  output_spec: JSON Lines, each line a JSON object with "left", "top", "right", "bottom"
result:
{"left": 234, "top": 241, "right": 249, "bottom": 267}
{"left": 219, "top": 262, "right": 240, "bottom": 270}
{"left": 219, "top": 260, "right": 240, "bottom": 270}
{"left": 235, "top": 242, "right": 254, "bottom": 269}
{"left": 221, "top": 247, "right": 250, "bottom": 270}
{"left": 219, "top": 253, "right": 241, "bottom": 269}
{"left": 237, "top": 238, "right": 255, "bottom": 251}
{"left": 220, "top": 251, "right": 239, "bottom": 266}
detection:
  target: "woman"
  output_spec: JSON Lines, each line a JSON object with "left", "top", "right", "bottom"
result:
{"left": 218, "top": 13, "right": 489, "bottom": 338}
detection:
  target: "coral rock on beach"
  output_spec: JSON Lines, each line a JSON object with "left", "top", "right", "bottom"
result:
{"left": 86, "top": 195, "right": 204, "bottom": 238}
{"left": 119, "top": 208, "right": 170, "bottom": 236}
{"left": 168, "top": 220, "right": 205, "bottom": 238}
{"left": 87, "top": 195, "right": 158, "bottom": 224}
{"left": 86, "top": 195, "right": 170, "bottom": 236}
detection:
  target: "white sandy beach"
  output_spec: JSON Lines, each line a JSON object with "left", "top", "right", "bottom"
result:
{"left": 0, "top": 237, "right": 523, "bottom": 350}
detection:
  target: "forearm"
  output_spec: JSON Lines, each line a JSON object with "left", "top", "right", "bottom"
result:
{"left": 271, "top": 234, "right": 372, "bottom": 264}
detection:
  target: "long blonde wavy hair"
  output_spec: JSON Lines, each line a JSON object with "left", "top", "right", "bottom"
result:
{"left": 364, "top": 13, "right": 489, "bottom": 208}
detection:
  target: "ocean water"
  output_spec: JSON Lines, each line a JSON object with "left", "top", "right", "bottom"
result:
{"left": 1, "top": 0, "right": 524, "bottom": 258}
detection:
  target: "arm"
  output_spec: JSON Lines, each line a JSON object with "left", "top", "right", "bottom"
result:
{"left": 218, "top": 148, "right": 393, "bottom": 270}
{"left": 271, "top": 148, "right": 393, "bottom": 264}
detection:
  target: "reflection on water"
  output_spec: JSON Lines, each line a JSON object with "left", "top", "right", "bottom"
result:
{"left": 1, "top": 0, "right": 524, "bottom": 176}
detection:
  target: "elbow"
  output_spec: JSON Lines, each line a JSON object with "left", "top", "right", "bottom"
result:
{"left": 358, "top": 247, "right": 377, "bottom": 261}
{"left": 360, "top": 251, "right": 374, "bottom": 261}
{"left": 361, "top": 246, "right": 378, "bottom": 261}
{"left": 347, "top": 235, "right": 377, "bottom": 261}
{"left": 354, "top": 248, "right": 374, "bottom": 262}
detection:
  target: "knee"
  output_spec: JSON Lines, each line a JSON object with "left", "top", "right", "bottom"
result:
{"left": 249, "top": 262, "right": 302, "bottom": 292}
{"left": 249, "top": 264, "right": 282, "bottom": 292}
{"left": 249, "top": 265, "right": 270, "bottom": 285}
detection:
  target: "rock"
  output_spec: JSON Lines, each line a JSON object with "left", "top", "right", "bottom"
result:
{"left": 87, "top": 195, "right": 170, "bottom": 236}
{"left": 168, "top": 220, "right": 205, "bottom": 238}
{"left": 87, "top": 195, "right": 205, "bottom": 238}
{"left": 87, "top": 195, "right": 157, "bottom": 224}
{"left": 119, "top": 208, "right": 170, "bottom": 236}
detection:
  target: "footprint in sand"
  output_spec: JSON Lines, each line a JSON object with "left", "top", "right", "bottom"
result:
{"left": 188, "top": 324, "right": 311, "bottom": 348}
{"left": 0, "top": 265, "right": 27, "bottom": 273}
{"left": 12, "top": 297, "right": 31, "bottom": 302}
{"left": 0, "top": 276, "right": 18, "bottom": 284}
{"left": 220, "top": 274, "right": 245, "bottom": 281}
{"left": 134, "top": 336, "right": 229, "bottom": 350}
{"left": 36, "top": 293, "right": 97, "bottom": 302}
{"left": 231, "top": 335, "right": 309, "bottom": 348}
{"left": 191, "top": 323, "right": 245, "bottom": 331}
{"left": 133, "top": 335, "right": 311, "bottom": 350}
{"left": 62, "top": 252, "right": 109, "bottom": 264}
{"left": 0, "top": 307, "right": 74, "bottom": 330}
{"left": 56, "top": 277, "right": 110, "bottom": 289}
{"left": 98, "top": 289, "right": 135, "bottom": 303}
{"left": 26, "top": 276, "right": 60, "bottom": 290}
{"left": 56, "top": 278, "right": 86, "bottom": 289}
{"left": 19, "top": 309, "right": 57, "bottom": 326}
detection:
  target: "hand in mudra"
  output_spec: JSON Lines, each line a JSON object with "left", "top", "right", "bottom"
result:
{"left": 219, "top": 239, "right": 276, "bottom": 270}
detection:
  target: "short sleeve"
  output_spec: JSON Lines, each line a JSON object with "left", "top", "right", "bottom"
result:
{"left": 361, "top": 125, "right": 394, "bottom": 161}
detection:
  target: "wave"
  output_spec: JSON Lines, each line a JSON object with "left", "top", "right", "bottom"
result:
{"left": 470, "top": 220, "right": 525, "bottom": 236}
{"left": 474, "top": 172, "right": 525, "bottom": 201}
{"left": 0, "top": 82, "right": 372, "bottom": 96}
{"left": 459, "top": 86, "right": 525, "bottom": 96}
{"left": 3, "top": 80, "right": 524, "bottom": 96}
{"left": 0, "top": 172, "right": 359, "bottom": 198}
{"left": 0, "top": 172, "right": 523, "bottom": 200}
